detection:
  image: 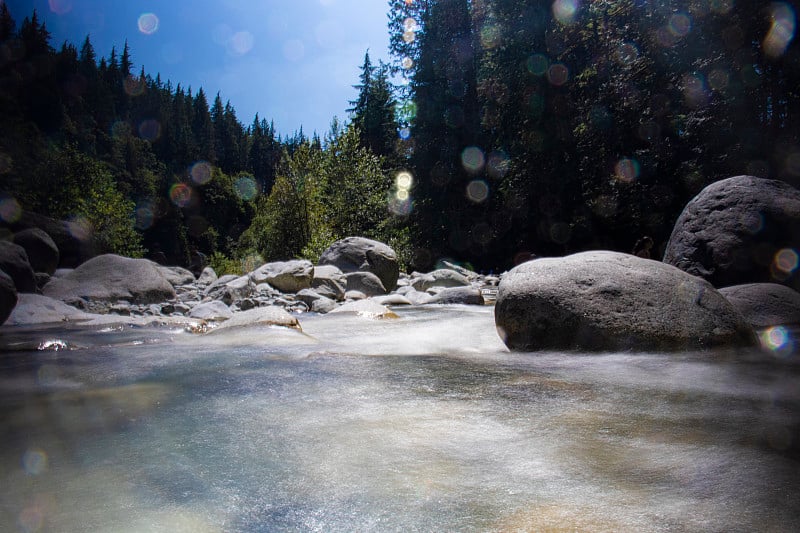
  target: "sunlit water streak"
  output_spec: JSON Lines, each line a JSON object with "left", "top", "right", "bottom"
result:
{"left": 0, "top": 306, "right": 798, "bottom": 532}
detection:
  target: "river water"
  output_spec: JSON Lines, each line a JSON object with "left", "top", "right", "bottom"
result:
{"left": 0, "top": 305, "right": 798, "bottom": 532}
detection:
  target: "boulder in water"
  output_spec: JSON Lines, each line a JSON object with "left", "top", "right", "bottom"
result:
{"left": 345, "top": 271, "right": 386, "bottom": 297}
{"left": 319, "top": 237, "right": 399, "bottom": 291}
{"left": 312, "top": 264, "right": 346, "bottom": 301}
{"left": 0, "top": 270, "right": 17, "bottom": 326}
{"left": 251, "top": 260, "right": 313, "bottom": 293}
{"left": 411, "top": 269, "right": 470, "bottom": 291}
{"left": 208, "top": 306, "right": 300, "bottom": 332}
{"left": 495, "top": 251, "right": 757, "bottom": 352}
{"left": 12, "top": 228, "right": 59, "bottom": 275}
{"left": 5, "top": 293, "right": 93, "bottom": 325}
{"left": 428, "top": 286, "right": 484, "bottom": 305}
{"left": 42, "top": 254, "right": 176, "bottom": 304}
{"left": 719, "top": 283, "right": 800, "bottom": 328}
{"left": 663, "top": 176, "right": 800, "bottom": 289}
{"left": 0, "top": 240, "right": 36, "bottom": 293}
{"left": 329, "top": 299, "right": 398, "bottom": 319}
{"left": 189, "top": 300, "right": 233, "bottom": 321}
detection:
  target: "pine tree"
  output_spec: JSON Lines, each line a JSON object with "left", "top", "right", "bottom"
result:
{"left": 349, "top": 52, "right": 398, "bottom": 158}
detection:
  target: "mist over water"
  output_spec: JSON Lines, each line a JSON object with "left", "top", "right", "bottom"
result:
{"left": 1, "top": 306, "right": 799, "bottom": 532}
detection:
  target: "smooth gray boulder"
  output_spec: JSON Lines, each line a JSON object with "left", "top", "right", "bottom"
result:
{"left": 719, "top": 283, "right": 800, "bottom": 328}
{"left": 664, "top": 176, "right": 800, "bottom": 289}
{"left": 189, "top": 300, "right": 233, "bottom": 321}
{"left": 208, "top": 306, "right": 300, "bottom": 333}
{"left": 2, "top": 293, "right": 90, "bottom": 325}
{"left": 0, "top": 240, "right": 36, "bottom": 293}
{"left": 428, "top": 286, "right": 484, "bottom": 305}
{"left": 411, "top": 269, "right": 470, "bottom": 291}
{"left": 1, "top": 210, "right": 96, "bottom": 267}
{"left": 13, "top": 228, "right": 59, "bottom": 275}
{"left": 345, "top": 271, "right": 387, "bottom": 297}
{"left": 495, "top": 251, "right": 757, "bottom": 352}
{"left": 251, "top": 260, "right": 313, "bottom": 293}
{"left": 312, "top": 264, "right": 346, "bottom": 301}
{"left": 319, "top": 237, "right": 399, "bottom": 291}
{"left": 197, "top": 266, "right": 218, "bottom": 285}
{"left": 0, "top": 270, "right": 17, "bottom": 326}
{"left": 42, "top": 254, "right": 176, "bottom": 304}
{"left": 157, "top": 265, "right": 196, "bottom": 286}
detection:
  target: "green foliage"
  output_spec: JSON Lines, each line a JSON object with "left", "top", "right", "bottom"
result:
{"left": 207, "top": 251, "right": 243, "bottom": 276}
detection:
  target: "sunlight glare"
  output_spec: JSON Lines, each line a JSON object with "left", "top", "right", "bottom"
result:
{"left": 169, "top": 183, "right": 192, "bottom": 208}
{"left": 48, "top": 0, "right": 73, "bottom": 15}
{"left": 190, "top": 161, "right": 213, "bottom": 185}
{"left": 774, "top": 248, "right": 799, "bottom": 275}
{"left": 135, "top": 202, "right": 154, "bottom": 230}
{"left": 466, "top": 180, "right": 490, "bottom": 203}
{"left": 761, "top": 326, "right": 793, "bottom": 354}
{"left": 235, "top": 176, "right": 258, "bottom": 201}
{"left": 547, "top": 63, "right": 570, "bottom": 86}
{"left": 461, "top": 146, "right": 485, "bottom": 173}
{"left": 138, "top": 119, "right": 161, "bottom": 141}
{"left": 552, "top": 0, "right": 579, "bottom": 25}
{"left": 614, "top": 158, "right": 640, "bottom": 183}
{"left": 137, "top": 13, "right": 159, "bottom": 35}
{"left": 229, "top": 31, "right": 255, "bottom": 56}
{"left": 527, "top": 54, "right": 549, "bottom": 76}
{"left": 668, "top": 13, "right": 692, "bottom": 38}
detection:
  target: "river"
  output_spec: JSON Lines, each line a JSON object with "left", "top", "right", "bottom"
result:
{"left": 1, "top": 305, "right": 798, "bottom": 532}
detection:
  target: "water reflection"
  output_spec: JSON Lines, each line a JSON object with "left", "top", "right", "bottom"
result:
{"left": 0, "top": 307, "right": 798, "bottom": 531}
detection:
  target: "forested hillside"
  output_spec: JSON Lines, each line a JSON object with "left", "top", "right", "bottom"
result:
{"left": 2, "top": 1, "right": 799, "bottom": 272}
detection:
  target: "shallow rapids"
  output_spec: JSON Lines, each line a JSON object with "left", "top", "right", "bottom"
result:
{"left": 1, "top": 306, "right": 798, "bottom": 532}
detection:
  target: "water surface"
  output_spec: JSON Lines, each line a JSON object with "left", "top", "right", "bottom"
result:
{"left": 1, "top": 306, "right": 798, "bottom": 532}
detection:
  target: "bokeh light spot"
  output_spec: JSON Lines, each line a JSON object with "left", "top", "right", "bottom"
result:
{"left": 683, "top": 72, "right": 708, "bottom": 108}
{"left": 124, "top": 75, "right": 145, "bottom": 96}
{"left": 614, "top": 158, "right": 640, "bottom": 183}
{"left": 48, "top": 0, "right": 73, "bottom": 15}
{"left": 775, "top": 248, "right": 799, "bottom": 274}
{"left": 547, "top": 63, "right": 570, "bottom": 86}
{"left": 190, "top": 161, "right": 213, "bottom": 185}
{"left": 235, "top": 176, "right": 258, "bottom": 201}
{"left": 22, "top": 449, "right": 48, "bottom": 476}
{"left": 615, "top": 42, "right": 639, "bottom": 65}
{"left": 761, "top": 326, "right": 794, "bottom": 355}
{"left": 527, "top": 54, "right": 549, "bottom": 76}
{"left": 553, "top": 0, "right": 579, "bottom": 25}
{"left": 487, "top": 150, "right": 510, "bottom": 178}
{"left": 466, "top": 180, "right": 490, "bottom": 203}
{"left": 461, "top": 146, "right": 485, "bottom": 173}
{"left": 138, "top": 13, "right": 159, "bottom": 35}
{"left": 396, "top": 171, "right": 414, "bottom": 191}
{"left": 707, "top": 69, "right": 730, "bottom": 91}
{"left": 169, "top": 183, "right": 192, "bottom": 208}
{"left": 389, "top": 196, "right": 413, "bottom": 216}
{"left": 0, "top": 197, "right": 22, "bottom": 223}
{"left": 402, "top": 57, "right": 414, "bottom": 70}
{"left": 138, "top": 119, "right": 161, "bottom": 141}
{"left": 764, "top": 2, "right": 797, "bottom": 58}
{"left": 398, "top": 127, "right": 411, "bottom": 140}
{"left": 668, "top": 13, "right": 692, "bottom": 37}
{"left": 550, "top": 222, "right": 572, "bottom": 244}
{"left": 229, "top": 31, "right": 255, "bottom": 56}
{"left": 134, "top": 202, "right": 154, "bottom": 230}
{"left": 66, "top": 216, "right": 92, "bottom": 241}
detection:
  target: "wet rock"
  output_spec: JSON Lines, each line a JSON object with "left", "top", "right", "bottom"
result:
{"left": 197, "top": 266, "right": 218, "bottom": 285}
{"left": 495, "top": 251, "right": 757, "bottom": 352}
{"left": 157, "top": 265, "right": 195, "bottom": 286}
{"left": 311, "top": 297, "right": 338, "bottom": 314}
{"left": 43, "top": 254, "right": 176, "bottom": 305}
{"left": 428, "top": 286, "right": 485, "bottom": 305}
{"left": 0, "top": 270, "right": 17, "bottom": 326}
{"left": 319, "top": 237, "right": 399, "bottom": 291}
{"left": 189, "top": 300, "right": 233, "bottom": 321}
{"left": 3, "top": 293, "right": 92, "bottom": 325}
{"left": 345, "top": 271, "right": 386, "bottom": 297}
{"left": 403, "top": 289, "right": 434, "bottom": 305}
{"left": 719, "top": 283, "right": 800, "bottom": 328}
{"left": 441, "top": 260, "right": 480, "bottom": 281}
{"left": 371, "top": 294, "right": 413, "bottom": 306}
{"left": 12, "top": 227, "right": 59, "bottom": 275}
{"left": 411, "top": 269, "right": 470, "bottom": 291}
{"left": 664, "top": 176, "right": 800, "bottom": 289}
{"left": 344, "top": 290, "right": 367, "bottom": 300}
{"left": 208, "top": 306, "right": 300, "bottom": 333}
{"left": 251, "top": 260, "right": 313, "bottom": 293}
{"left": 329, "top": 299, "right": 398, "bottom": 319}
{"left": 0, "top": 240, "right": 36, "bottom": 293}
{"left": 311, "top": 264, "right": 346, "bottom": 301}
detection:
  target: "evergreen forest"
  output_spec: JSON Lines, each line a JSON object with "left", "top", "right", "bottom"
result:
{"left": 1, "top": 1, "right": 799, "bottom": 272}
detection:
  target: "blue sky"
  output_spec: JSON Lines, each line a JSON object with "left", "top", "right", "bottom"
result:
{"left": 5, "top": 0, "right": 392, "bottom": 137}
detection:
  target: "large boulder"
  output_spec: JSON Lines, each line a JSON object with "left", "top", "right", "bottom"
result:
{"left": 251, "top": 260, "right": 313, "bottom": 293}
{"left": 311, "top": 264, "right": 346, "bottom": 301}
{"left": 0, "top": 270, "right": 17, "bottom": 326}
{"left": 3, "top": 293, "right": 92, "bottom": 325}
{"left": 719, "top": 283, "right": 800, "bottom": 328}
{"left": 345, "top": 271, "right": 387, "bottom": 297}
{"left": 428, "top": 286, "right": 484, "bottom": 305}
{"left": 12, "top": 228, "right": 59, "bottom": 275}
{"left": 208, "top": 306, "right": 300, "bottom": 333}
{"left": 411, "top": 269, "right": 470, "bottom": 292}
{"left": 42, "top": 254, "right": 176, "bottom": 304}
{"left": 156, "top": 265, "right": 195, "bottom": 286}
{"left": 0, "top": 210, "right": 97, "bottom": 267}
{"left": 319, "top": 237, "right": 399, "bottom": 291}
{"left": 495, "top": 251, "right": 756, "bottom": 352}
{"left": 663, "top": 176, "right": 800, "bottom": 289}
{"left": 0, "top": 240, "right": 36, "bottom": 293}
{"left": 189, "top": 300, "right": 234, "bottom": 321}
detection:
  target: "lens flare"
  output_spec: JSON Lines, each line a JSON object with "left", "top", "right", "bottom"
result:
{"left": 668, "top": 13, "right": 692, "bottom": 37}
{"left": 235, "top": 176, "right": 258, "bottom": 200}
{"left": 170, "top": 183, "right": 192, "bottom": 208}
{"left": 138, "top": 13, "right": 159, "bottom": 35}
{"left": 547, "top": 63, "right": 570, "bottom": 86}
{"left": 135, "top": 203, "right": 154, "bottom": 230}
{"left": 764, "top": 2, "right": 797, "bottom": 58}
{"left": 48, "top": 0, "right": 73, "bottom": 16}
{"left": 461, "top": 146, "right": 485, "bottom": 173}
{"left": 22, "top": 449, "right": 48, "bottom": 475}
{"left": 190, "top": 161, "right": 213, "bottom": 185}
{"left": 527, "top": 54, "right": 549, "bottom": 76}
{"left": 487, "top": 151, "right": 510, "bottom": 178}
{"left": 396, "top": 171, "right": 414, "bottom": 191}
{"left": 615, "top": 42, "right": 639, "bottom": 65}
{"left": 614, "top": 158, "right": 640, "bottom": 183}
{"left": 761, "top": 325, "right": 793, "bottom": 353}
{"left": 398, "top": 127, "right": 411, "bottom": 140}
{"left": 66, "top": 216, "right": 92, "bottom": 240}
{"left": 466, "top": 180, "right": 489, "bottom": 203}
{"left": 0, "top": 197, "right": 21, "bottom": 223}
{"left": 124, "top": 75, "right": 145, "bottom": 96}
{"left": 553, "top": 0, "right": 579, "bottom": 25}
{"left": 402, "top": 57, "right": 414, "bottom": 70}
{"left": 138, "top": 119, "right": 161, "bottom": 141}
{"left": 775, "top": 248, "right": 799, "bottom": 274}
{"left": 229, "top": 31, "right": 255, "bottom": 56}
{"left": 389, "top": 196, "right": 413, "bottom": 216}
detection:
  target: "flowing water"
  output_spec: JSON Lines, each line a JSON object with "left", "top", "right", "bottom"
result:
{"left": 0, "top": 306, "right": 798, "bottom": 532}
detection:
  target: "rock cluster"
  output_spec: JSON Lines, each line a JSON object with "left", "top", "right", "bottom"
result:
{"left": 0, "top": 235, "right": 491, "bottom": 330}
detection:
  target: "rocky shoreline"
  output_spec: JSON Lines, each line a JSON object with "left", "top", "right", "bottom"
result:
{"left": 2, "top": 175, "right": 800, "bottom": 354}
